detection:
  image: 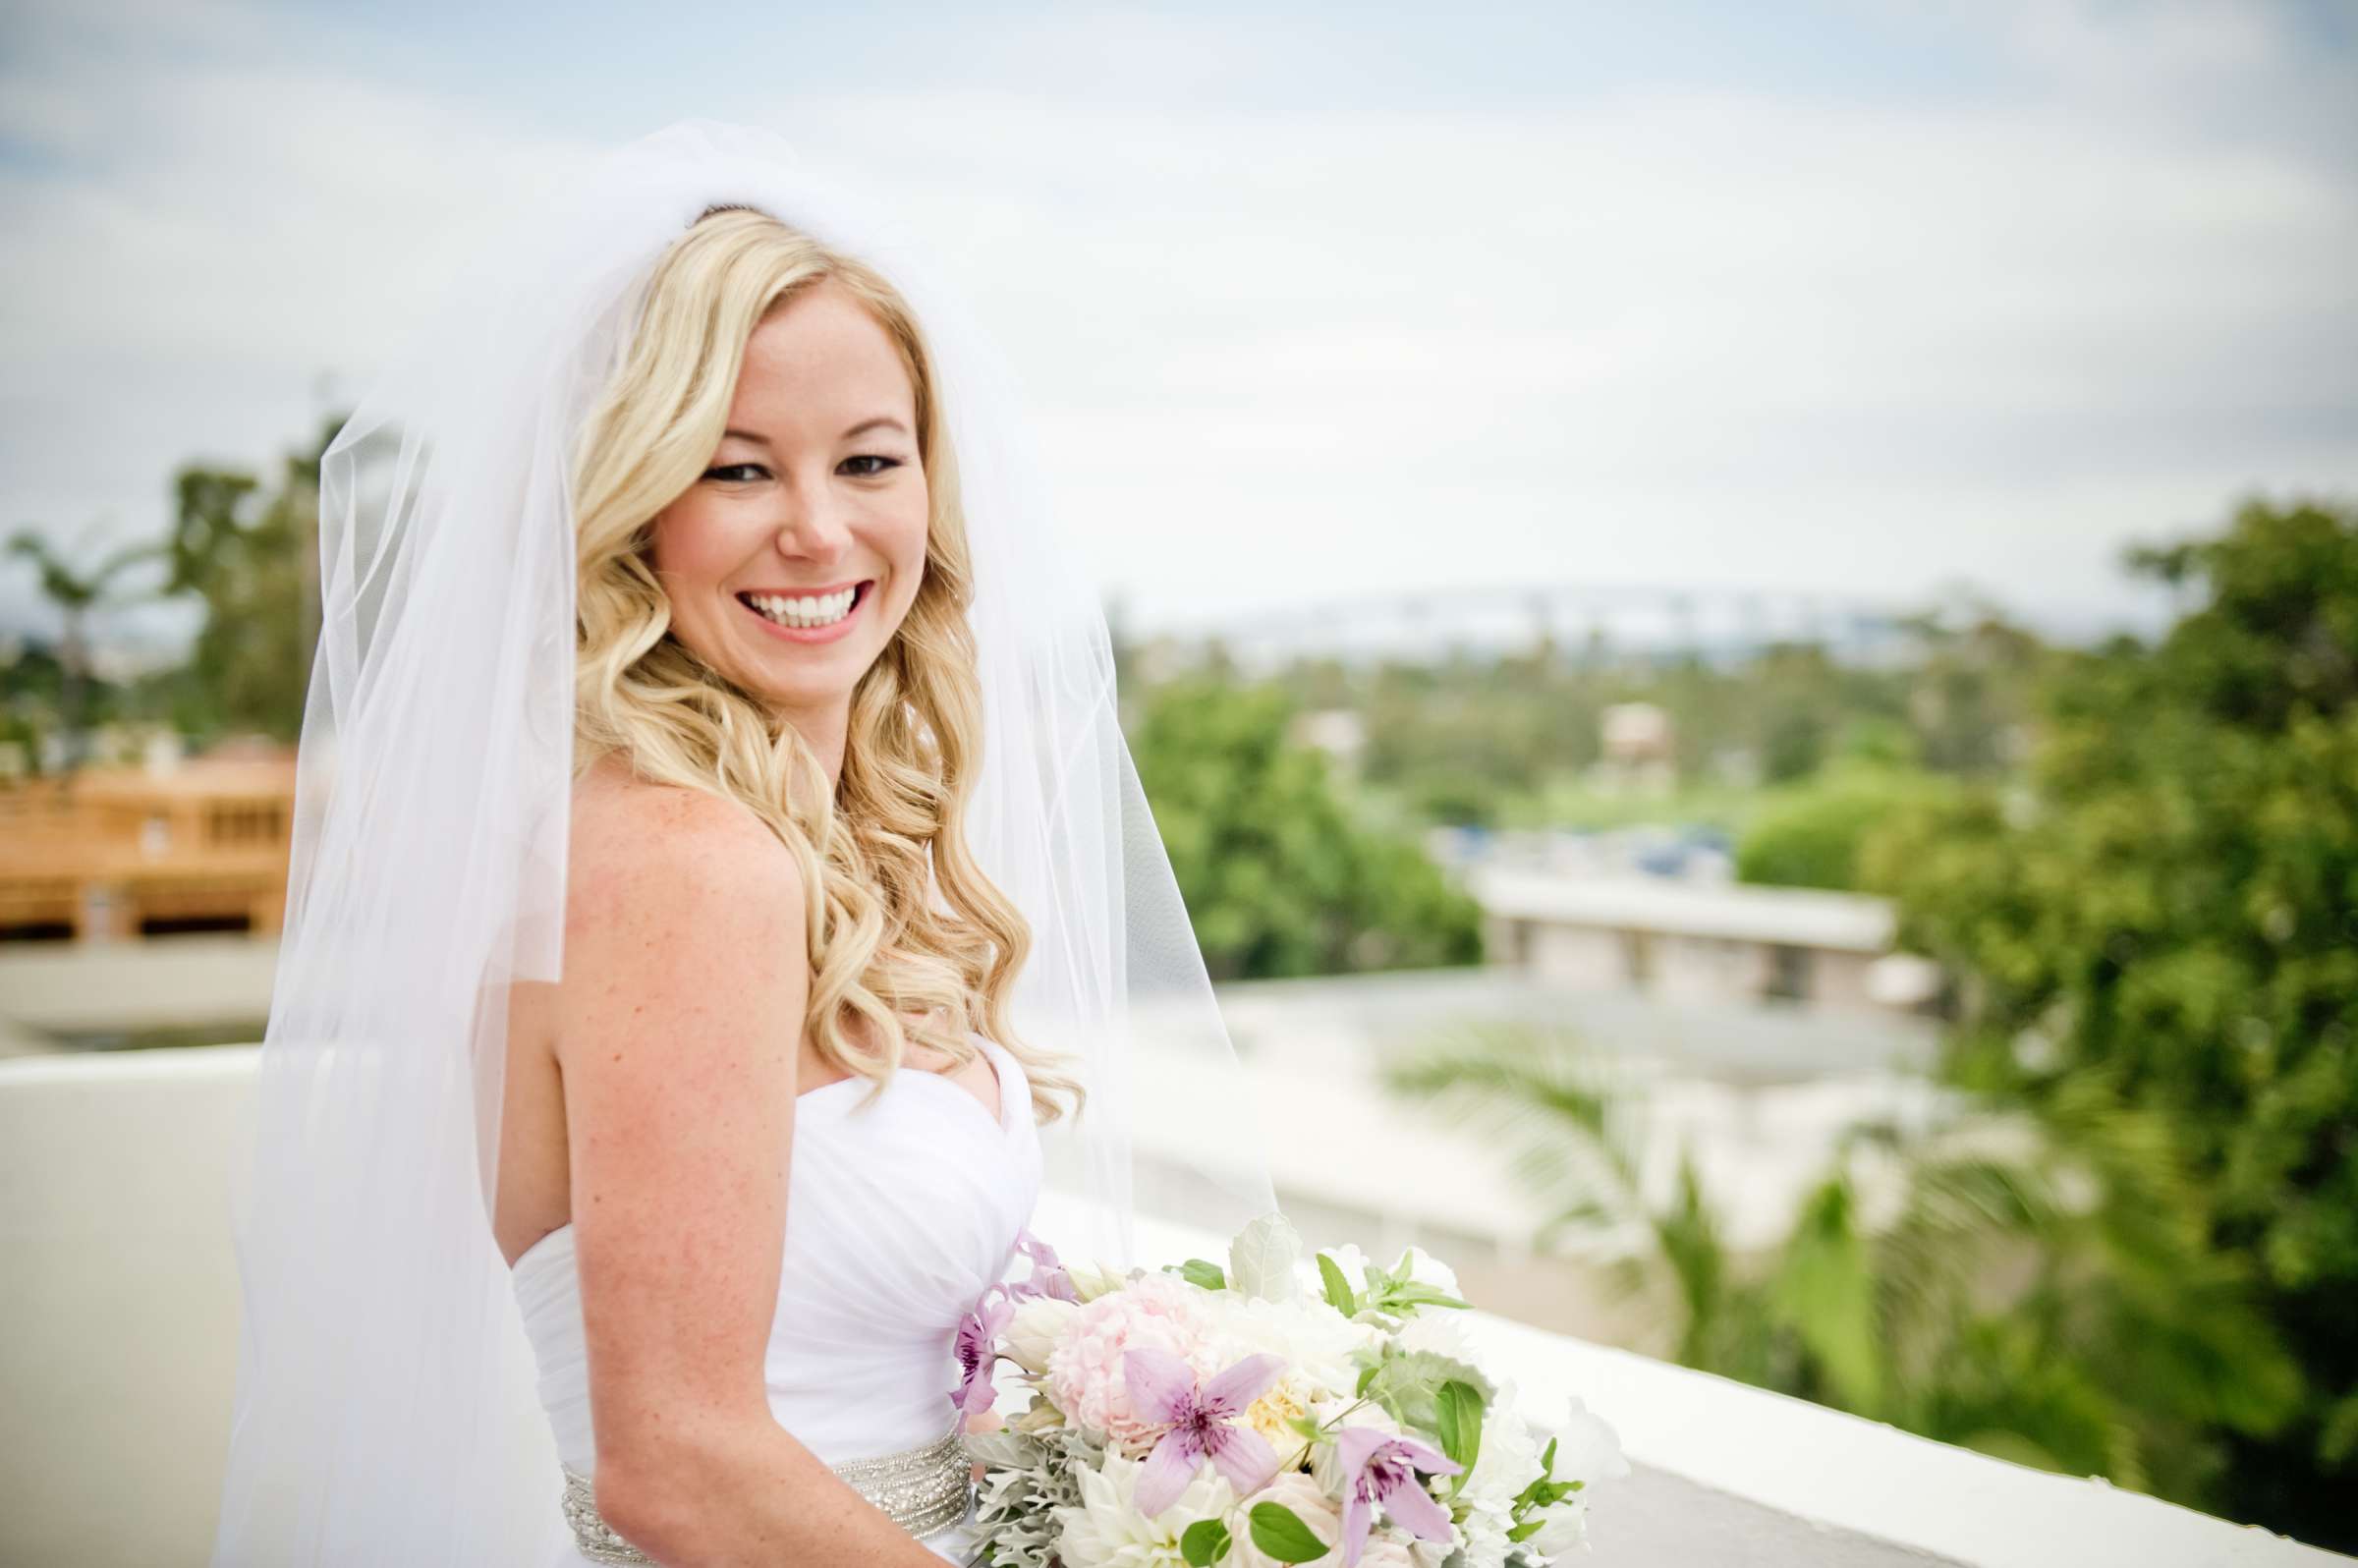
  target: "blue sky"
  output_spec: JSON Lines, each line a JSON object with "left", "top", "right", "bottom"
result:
{"left": 3, "top": 0, "right": 2353, "bottom": 652}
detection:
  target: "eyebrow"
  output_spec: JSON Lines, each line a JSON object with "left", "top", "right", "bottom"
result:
{"left": 720, "top": 417, "right": 910, "bottom": 446}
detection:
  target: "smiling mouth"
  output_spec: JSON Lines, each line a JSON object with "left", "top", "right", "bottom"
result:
{"left": 735, "top": 580, "right": 872, "bottom": 630}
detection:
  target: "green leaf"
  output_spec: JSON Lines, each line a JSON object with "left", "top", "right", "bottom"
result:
{"left": 1317, "top": 1252, "right": 1359, "bottom": 1316}
{"left": 1361, "top": 1348, "right": 1497, "bottom": 1434}
{"left": 1511, "top": 1434, "right": 1561, "bottom": 1519}
{"left": 1230, "top": 1212, "right": 1304, "bottom": 1304}
{"left": 1434, "top": 1379, "right": 1486, "bottom": 1476}
{"left": 1247, "top": 1501, "right": 1332, "bottom": 1562}
{"left": 1508, "top": 1519, "right": 1545, "bottom": 1542}
{"left": 1381, "top": 1282, "right": 1472, "bottom": 1312}
{"left": 1170, "top": 1259, "right": 1228, "bottom": 1292}
{"left": 1765, "top": 1175, "right": 1885, "bottom": 1415}
{"left": 1181, "top": 1518, "right": 1232, "bottom": 1565}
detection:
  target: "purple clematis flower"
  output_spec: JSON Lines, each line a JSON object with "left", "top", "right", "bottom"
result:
{"left": 1009, "top": 1227, "right": 1080, "bottom": 1303}
{"left": 1124, "top": 1347, "right": 1287, "bottom": 1517}
{"left": 950, "top": 1287, "right": 1015, "bottom": 1419}
{"left": 1335, "top": 1425, "right": 1461, "bottom": 1567}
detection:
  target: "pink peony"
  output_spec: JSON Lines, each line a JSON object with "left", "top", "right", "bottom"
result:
{"left": 1045, "top": 1271, "right": 1217, "bottom": 1450}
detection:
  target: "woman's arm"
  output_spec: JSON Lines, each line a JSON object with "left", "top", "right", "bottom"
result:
{"left": 557, "top": 782, "right": 948, "bottom": 1566}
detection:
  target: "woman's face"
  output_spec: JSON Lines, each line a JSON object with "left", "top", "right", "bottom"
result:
{"left": 648, "top": 277, "right": 929, "bottom": 741}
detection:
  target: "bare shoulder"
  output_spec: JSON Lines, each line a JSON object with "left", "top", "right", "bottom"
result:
{"left": 557, "top": 757, "right": 809, "bottom": 1061}
{"left": 568, "top": 756, "right": 804, "bottom": 925}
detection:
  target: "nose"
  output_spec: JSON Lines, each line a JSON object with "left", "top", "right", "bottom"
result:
{"left": 769, "top": 487, "right": 853, "bottom": 566}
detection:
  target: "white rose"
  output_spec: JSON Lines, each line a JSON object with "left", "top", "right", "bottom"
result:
{"left": 1229, "top": 1471, "right": 1343, "bottom": 1568}
{"left": 1003, "top": 1295, "right": 1079, "bottom": 1374}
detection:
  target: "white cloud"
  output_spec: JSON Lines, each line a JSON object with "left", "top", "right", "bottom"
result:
{"left": 1, "top": 0, "right": 2350, "bottom": 648}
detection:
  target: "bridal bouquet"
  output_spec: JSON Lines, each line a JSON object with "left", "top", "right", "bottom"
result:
{"left": 951, "top": 1215, "right": 1623, "bottom": 1568}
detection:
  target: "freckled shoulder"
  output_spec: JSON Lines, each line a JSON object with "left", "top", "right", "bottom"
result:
{"left": 563, "top": 768, "right": 807, "bottom": 952}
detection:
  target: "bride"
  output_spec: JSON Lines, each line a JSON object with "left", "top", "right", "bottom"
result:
{"left": 209, "top": 124, "right": 1273, "bottom": 1565}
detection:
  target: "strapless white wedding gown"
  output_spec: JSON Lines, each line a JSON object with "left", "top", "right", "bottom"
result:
{"left": 511, "top": 1035, "right": 1041, "bottom": 1564}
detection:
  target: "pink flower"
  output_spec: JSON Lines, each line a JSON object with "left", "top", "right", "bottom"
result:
{"left": 1010, "top": 1228, "right": 1080, "bottom": 1303}
{"left": 1336, "top": 1426, "right": 1459, "bottom": 1568}
{"left": 1125, "top": 1347, "right": 1286, "bottom": 1517}
{"left": 1045, "top": 1271, "right": 1213, "bottom": 1448}
{"left": 951, "top": 1288, "right": 1015, "bottom": 1419}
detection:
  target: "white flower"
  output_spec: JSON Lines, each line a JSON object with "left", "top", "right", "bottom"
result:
{"left": 1004, "top": 1296, "right": 1080, "bottom": 1374}
{"left": 1053, "top": 1450, "right": 1239, "bottom": 1568}
{"left": 1320, "top": 1243, "right": 1462, "bottom": 1301}
{"left": 1388, "top": 1310, "right": 1479, "bottom": 1366}
{"left": 1509, "top": 1396, "right": 1624, "bottom": 1564}
{"left": 1316, "top": 1243, "right": 1376, "bottom": 1297}
{"left": 1395, "top": 1246, "right": 1460, "bottom": 1297}
{"left": 1525, "top": 1496, "right": 1593, "bottom": 1563}
{"left": 1352, "top": 1535, "right": 1430, "bottom": 1568}
{"left": 1440, "top": 1403, "right": 1528, "bottom": 1568}
{"left": 1212, "top": 1293, "right": 1376, "bottom": 1404}
{"left": 1228, "top": 1471, "right": 1343, "bottom": 1568}
{"left": 1452, "top": 1379, "right": 1538, "bottom": 1505}
{"left": 1456, "top": 1388, "right": 1544, "bottom": 1541}
{"left": 1542, "top": 1395, "right": 1628, "bottom": 1487}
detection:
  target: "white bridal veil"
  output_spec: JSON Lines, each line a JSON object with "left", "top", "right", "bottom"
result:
{"left": 210, "top": 120, "right": 1276, "bottom": 1564}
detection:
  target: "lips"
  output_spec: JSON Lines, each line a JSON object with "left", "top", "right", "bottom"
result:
{"left": 733, "top": 579, "right": 873, "bottom": 644}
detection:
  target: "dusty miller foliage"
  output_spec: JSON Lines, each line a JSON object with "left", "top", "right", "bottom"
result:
{"left": 962, "top": 1426, "right": 1105, "bottom": 1568}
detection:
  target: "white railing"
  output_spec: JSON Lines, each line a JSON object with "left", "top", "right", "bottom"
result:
{"left": 0, "top": 1046, "right": 2345, "bottom": 1567}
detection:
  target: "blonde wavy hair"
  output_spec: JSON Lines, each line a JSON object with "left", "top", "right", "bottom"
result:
{"left": 570, "top": 205, "right": 1076, "bottom": 1123}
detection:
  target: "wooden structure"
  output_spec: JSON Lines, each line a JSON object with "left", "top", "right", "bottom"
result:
{"left": 0, "top": 754, "right": 297, "bottom": 943}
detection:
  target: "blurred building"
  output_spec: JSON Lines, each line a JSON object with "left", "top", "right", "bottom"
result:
{"left": 0, "top": 749, "right": 297, "bottom": 944}
{"left": 1592, "top": 700, "right": 1677, "bottom": 795}
{"left": 1291, "top": 706, "right": 1368, "bottom": 775}
{"left": 1471, "top": 865, "right": 1944, "bottom": 1018}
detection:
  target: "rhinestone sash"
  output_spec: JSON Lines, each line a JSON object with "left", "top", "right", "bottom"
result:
{"left": 558, "top": 1428, "right": 971, "bottom": 1561}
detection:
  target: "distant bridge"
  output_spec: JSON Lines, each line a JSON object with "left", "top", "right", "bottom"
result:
{"left": 1133, "top": 580, "right": 1933, "bottom": 669}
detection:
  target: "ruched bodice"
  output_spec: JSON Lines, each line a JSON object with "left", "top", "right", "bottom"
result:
{"left": 510, "top": 1034, "right": 1041, "bottom": 1561}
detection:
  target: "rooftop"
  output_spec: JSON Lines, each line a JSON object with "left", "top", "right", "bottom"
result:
{"left": 1470, "top": 867, "right": 1899, "bottom": 952}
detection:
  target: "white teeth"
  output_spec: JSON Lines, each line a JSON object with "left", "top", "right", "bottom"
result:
{"left": 746, "top": 587, "right": 859, "bottom": 628}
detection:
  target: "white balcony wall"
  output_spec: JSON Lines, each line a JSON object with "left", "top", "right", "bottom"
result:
{"left": 2, "top": 1047, "right": 2345, "bottom": 1568}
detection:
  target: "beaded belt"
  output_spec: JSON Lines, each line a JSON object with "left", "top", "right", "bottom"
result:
{"left": 559, "top": 1428, "right": 971, "bottom": 1561}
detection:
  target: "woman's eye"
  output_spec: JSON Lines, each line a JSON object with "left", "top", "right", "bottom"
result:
{"left": 841, "top": 454, "right": 903, "bottom": 477}
{"left": 703, "top": 463, "right": 768, "bottom": 483}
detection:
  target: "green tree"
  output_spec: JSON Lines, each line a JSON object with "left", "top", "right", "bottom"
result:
{"left": 1861, "top": 495, "right": 2358, "bottom": 1549}
{"left": 1890, "top": 594, "right": 2049, "bottom": 777}
{"left": 1735, "top": 760, "right": 1965, "bottom": 892}
{"left": 2, "top": 520, "right": 167, "bottom": 770}
{"left": 1127, "top": 673, "right": 1484, "bottom": 980}
{"left": 161, "top": 416, "right": 336, "bottom": 742}
{"left": 1386, "top": 1024, "right": 2300, "bottom": 1510}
